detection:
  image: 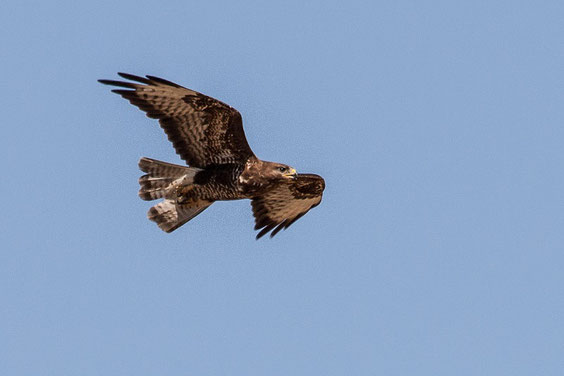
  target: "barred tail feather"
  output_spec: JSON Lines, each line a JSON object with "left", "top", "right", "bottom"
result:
{"left": 138, "top": 157, "right": 201, "bottom": 201}
{"left": 138, "top": 157, "right": 212, "bottom": 232}
{"left": 139, "top": 157, "right": 194, "bottom": 177}
{"left": 148, "top": 199, "right": 213, "bottom": 233}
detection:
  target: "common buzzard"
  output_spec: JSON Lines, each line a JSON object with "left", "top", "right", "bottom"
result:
{"left": 99, "top": 73, "right": 325, "bottom": 238}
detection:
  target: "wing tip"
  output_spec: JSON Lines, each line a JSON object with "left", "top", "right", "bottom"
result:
{"left": 110, "top": 89, "right": 133, "bottom": 96}
{"left": 100, "top": 72, "right": 184, "bottom": 89}
{"left": 117, "top": 72, "right": 152, "bottom": 84}
{"left": 146, "top": 74, "right": 183, "bottom": 88}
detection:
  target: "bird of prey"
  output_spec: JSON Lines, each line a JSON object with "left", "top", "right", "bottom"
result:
{"left": 99, "top": 73, "right": 325, "bottom": 238}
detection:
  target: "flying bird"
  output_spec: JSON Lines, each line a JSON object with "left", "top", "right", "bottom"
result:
{"left": 99, "top": 73, "right": 325, "bottom": 238}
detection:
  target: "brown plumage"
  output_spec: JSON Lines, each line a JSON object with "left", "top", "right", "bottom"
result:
{"left": 99, "top": 73, "right": 325, "bottom": 238}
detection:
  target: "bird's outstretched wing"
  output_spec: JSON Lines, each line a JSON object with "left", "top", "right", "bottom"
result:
{"left": 251, "top": 174, "right": 325, "bottom": 239}
{"left": 99, "top": 73, "right": 255, "bottom": 168}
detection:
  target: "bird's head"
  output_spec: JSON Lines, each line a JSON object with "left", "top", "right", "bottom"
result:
{"left": 270, "top": 163, "right": 298, "bottom": 180}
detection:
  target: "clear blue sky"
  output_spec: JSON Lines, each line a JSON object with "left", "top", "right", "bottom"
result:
{"left": 2, "top": 1, "right": 563, "bottom": 375}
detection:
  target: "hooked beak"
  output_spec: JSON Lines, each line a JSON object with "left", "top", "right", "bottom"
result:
{"left": 285, "top": 168, "right": 298, "bottom": 179}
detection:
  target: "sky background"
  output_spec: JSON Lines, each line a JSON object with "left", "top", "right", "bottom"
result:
{"left": 2, "top": 0, "right": 563, "bottom": 375}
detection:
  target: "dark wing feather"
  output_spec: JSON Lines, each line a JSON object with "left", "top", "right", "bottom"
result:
{"left": 99, "top": 73, "right": 255, "bottom": 168}
{"left": 251, "top": 174, "right": 325, "bottom": 239}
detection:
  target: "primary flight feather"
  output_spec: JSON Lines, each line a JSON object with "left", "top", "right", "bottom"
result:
{"left": 99, "top": 73, "right": 325, "bottom": 239}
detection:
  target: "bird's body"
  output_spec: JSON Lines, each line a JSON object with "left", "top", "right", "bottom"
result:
{"left": 99, "top": 73, "right": 325, "bottom": 238}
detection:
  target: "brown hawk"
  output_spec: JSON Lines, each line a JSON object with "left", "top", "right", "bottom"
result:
{"left": 99, "top": 73, "right": 325, "bottom": 238}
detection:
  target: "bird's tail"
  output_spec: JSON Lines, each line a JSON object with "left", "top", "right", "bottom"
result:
{"left": 138, "top": 157, "right": 199, "bottom": 201}
{"left": 138, "top": 157, "right": 213, "bottom": 232}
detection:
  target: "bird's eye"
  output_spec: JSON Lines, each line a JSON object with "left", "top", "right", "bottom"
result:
{"left": 278, "top": 167, "right": 287, "bottom": 172}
